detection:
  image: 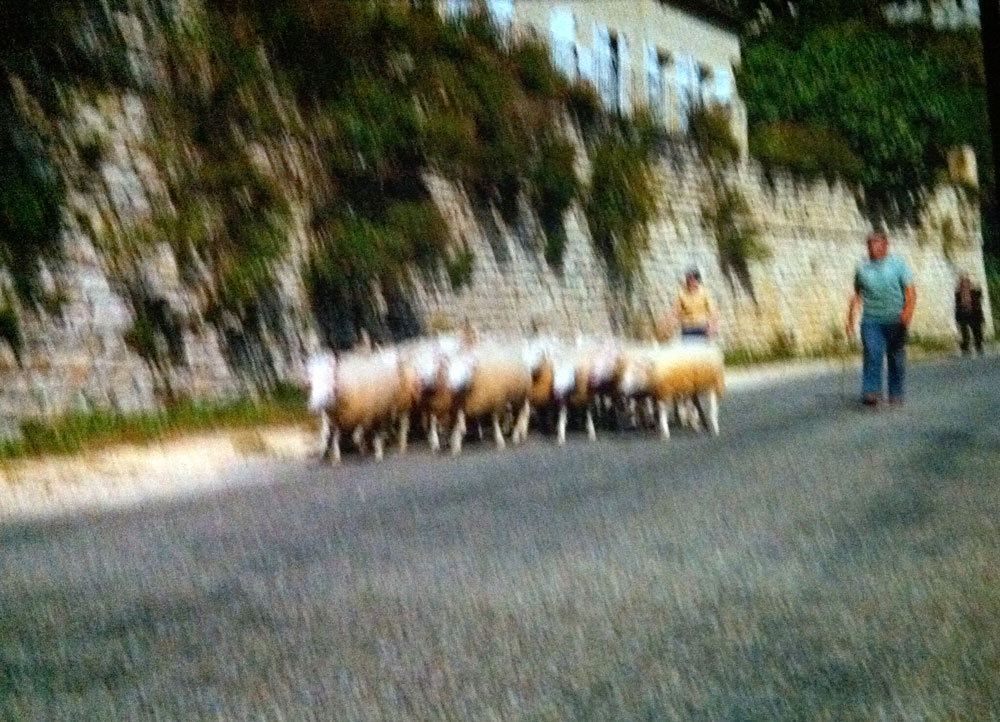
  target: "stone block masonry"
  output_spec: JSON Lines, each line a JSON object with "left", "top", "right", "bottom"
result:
{"left": 412, "top": 150, "right": 992, "bottom": 356}
{"left": 0, "top": 79, "right": 989, "bottom": 438}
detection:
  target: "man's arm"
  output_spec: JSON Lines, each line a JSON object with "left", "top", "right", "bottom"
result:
{"left": 846, "top": 292, "right": 862, "bottom": 336}
{"left": 901, "top": 285, "right": 916, "bottom": 326}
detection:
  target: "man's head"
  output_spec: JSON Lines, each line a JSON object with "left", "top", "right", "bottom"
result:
{"left": 685, "top": 268, "right": 701, "bottom": 290}
{"left": 866, "top": 232, "right": 889, "bottom": 261}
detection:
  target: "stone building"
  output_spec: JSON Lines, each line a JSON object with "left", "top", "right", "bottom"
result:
{"left": 449, "top": 0, "right": 747, "bottom": 149}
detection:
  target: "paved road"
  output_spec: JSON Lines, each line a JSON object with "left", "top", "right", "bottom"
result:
{"left": 2, "top": 356, "right": 998, "bottom": 721}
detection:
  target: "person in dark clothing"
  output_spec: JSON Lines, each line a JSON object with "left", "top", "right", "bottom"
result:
{"left": 955, "top": 273, "right": 985, "bottom": 356}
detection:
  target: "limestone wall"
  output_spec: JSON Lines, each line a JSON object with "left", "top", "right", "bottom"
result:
{"left": 412, "top": 150, "right": 992, "bottom": 353}
{"left": 0, "top": 0, "right": 990, "bottom": 437}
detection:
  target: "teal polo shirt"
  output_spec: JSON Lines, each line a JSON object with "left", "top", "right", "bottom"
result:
{"left": 854, "top": 253, "right": 914, "bottom": 324}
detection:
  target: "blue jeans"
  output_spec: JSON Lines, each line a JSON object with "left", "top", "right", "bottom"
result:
{"left": 860, "top": 319, "right": 908, "bottom": 399}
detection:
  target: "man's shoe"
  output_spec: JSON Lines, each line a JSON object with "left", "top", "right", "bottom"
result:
{"left": 888, "top": 396, "right": 904, "bottom": 408}
{"left": 861, "top": 394, "right": 880, "bottom": 407}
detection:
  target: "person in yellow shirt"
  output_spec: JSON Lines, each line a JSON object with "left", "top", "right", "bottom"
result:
{"left": 674, "top": 269, "right": 717, "bottom": 340}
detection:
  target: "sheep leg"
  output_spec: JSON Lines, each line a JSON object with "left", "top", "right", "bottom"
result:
{"left": 428, "top": 414, "right": 440, "bottom": 452}
{"left": 585, "top": 405, "right": 596, "bottom": 441}
{"left": 691, "top": 394, "right": 708, "bottom": 432}
{"left": 352, "top": 425, "right": 366, "bottom": 454}
{"left": 450, "top": 409, "right": 466, "bottom": 456}
{"left": 556, "top": 403, "right": 568, "bottom": 445}
{"left": 704, "top": 390, "right": 720, "bottom": 436}
{"left": 373, "top": 431, "right": 385, "bottom": 461}
{"left": 512, "top": 399, "right": 530, "bottom": 444}
{"left": 492, "top": 412, "right": 506, "bottom": 449}
{"left": 398, "top": 412, "right": 410, "bottom": 454}
{"left": 657, "top": 399, "right": 671, "bottom": 439}
{"left": 330, "top": 424, "right": 342, "bottom": 464}
{"left": 318, "top": 411, "right": 332, "bottom": 461}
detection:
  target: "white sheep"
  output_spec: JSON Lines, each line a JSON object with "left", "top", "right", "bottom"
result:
{"left": 522, "top": 336, "right": 580, "bottom": 445}
{"left": 443, "top": 340, "right": 533, "bottom": 455}
{"left": 617, "top": 341, "right": 725, "bottom": 438}
{"left": 307, "top": 346, "right": 421, "bottom": 463}
{"left": 397, "top": 333, "right": 463, "bottom": 453}
{"left": 565, "top": 337, "right": 624, "bottom": 441}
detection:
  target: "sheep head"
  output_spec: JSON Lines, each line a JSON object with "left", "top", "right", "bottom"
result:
{"left": 306, "top": 351, "right": 337, "bottom": 412}
{"left": 618, "top": 358, "right": 653, "bottom": 397}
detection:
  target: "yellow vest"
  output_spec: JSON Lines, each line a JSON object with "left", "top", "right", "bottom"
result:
{"left": 676, "top": 287, "right": 714, "bottom": 328}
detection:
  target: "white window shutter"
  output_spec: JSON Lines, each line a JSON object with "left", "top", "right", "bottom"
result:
{"left": 675, "top": 53, "right": 698, "bottom": 131}
{"left": 577, "top": 44, "right": 595, "bottom": 85}
{"left": 487, "top": 0, "right": 513, "bottom": 30}
{"left": 617, "top": 33, "right": 630, "bottom": 115}
{"left": 713, "top": 65, "right": 733, "bottom": 105}
{"left": 550, "top": 7, "right": 577, "bottom": 79}
{"left": 593, "top": 23, "right": 616, "bottom": 110}
{"left": 645, "top": 43, "right": 665, "bottom": 123}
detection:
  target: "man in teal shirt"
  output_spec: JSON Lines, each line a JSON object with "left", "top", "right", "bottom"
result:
{"left": 845, "top": 232, "right": 917, "bottom": 406}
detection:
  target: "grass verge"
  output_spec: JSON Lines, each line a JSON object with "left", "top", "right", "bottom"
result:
{"left": 0, "top": 384, "right": 309, "bottom": 462}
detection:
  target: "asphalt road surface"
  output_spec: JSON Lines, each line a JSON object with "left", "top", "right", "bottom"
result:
{"left": 2, "top": 356, "right": 998, "bottom": 721}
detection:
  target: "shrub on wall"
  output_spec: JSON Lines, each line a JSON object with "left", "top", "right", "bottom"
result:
{"left": 749, "top": 121, "right": 863, "bottom": 184}
{"left": 530, "top": 135, "right": 579, "bottom": 269}
{"left": 584, "top": 132, "right": 659, "bottom": 287}
{"left": 0, "top": 300, "right": 23, "bottom": 364}
{"left": 566, "top": 81, "right": 602, "bottom": 134}
{"left": 689, "top": 104, "right": 741, "bottom": 166}
{"left": 702, "top": 178, "right": 769, "bottom": 287}
{"left": 0, "top": 0, "right": 131, "bottom": 301}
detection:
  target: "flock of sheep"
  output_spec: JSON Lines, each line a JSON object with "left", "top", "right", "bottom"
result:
{"left": 306, "top": 329, "right": 726, "bottom": 463}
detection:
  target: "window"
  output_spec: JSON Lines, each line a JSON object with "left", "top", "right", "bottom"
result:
{"left": 550, "top": 7, "right": 577, "bottom": 79}
{"left": 487, "top": 0, "right": 514, "bottom": 30}
{"left": 445, "top": 0, "right": 471, "bottom": 17}
{"left": 645, "top": 44, "right": 669, "bottom": 124}
{"left": 713, "top": 65, "right": 733, "bottom": 106}
{"left": 593, "top": 24, "right": 628, "bottom": 113}
{"left": 674, "top": 53, "right": 699, "bottom": 131}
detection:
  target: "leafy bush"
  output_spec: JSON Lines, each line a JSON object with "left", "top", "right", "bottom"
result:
{"left": 739, "top": 20, "right": 986, "bottom": 220}
{"left": 986, "top": 256, "right": 1000, "bottom": 333}
{"left": 749, "top": 121, "right": 863, "bottom": 183}
{"left": 566, "top": 81, "right": 602, "bottom": 134}
{"left": 445, "top": 247, "right": 475, "bottom": 290}
{"left": 689, "top": 104, "right": 741, "bottom": 165}
{"left": 0, "top": 110, "right": 66, "bottom": 300}
{"left": 585, "top": 135, "right": 658, "bottom": 285}
{"left": 512, "top": 38, "right": 566, "bottom": 98}
{"left": 702, "top": 180, "right": 769, "bottom": 280}
{"left": 0, "top": 303, "right": 22, "bottom": 362}
{"left": 530, "top": 135, "right": 579, "bottom": 269}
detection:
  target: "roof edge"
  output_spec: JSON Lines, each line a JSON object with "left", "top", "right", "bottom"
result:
{"left": 659, "top": 0, "right": 741, "bottom": 32}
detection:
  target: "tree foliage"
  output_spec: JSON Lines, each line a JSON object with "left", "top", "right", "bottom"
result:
{"left": 739, "top": 20, "right": 988, "bottom": 220}
{"left": 0, "top": 0, "right": 128, "bottom": 300}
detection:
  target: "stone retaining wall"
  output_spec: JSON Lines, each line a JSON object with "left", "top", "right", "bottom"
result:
{"left": 0, "top": 85, "right": 990, "bottom": 438}
{"left": 413, "top": 150, "right": 992, "bottom": 355}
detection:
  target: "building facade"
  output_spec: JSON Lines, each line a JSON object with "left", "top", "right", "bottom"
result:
{"left": 443, "top": 0, "right": 747, "bottom": 149}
